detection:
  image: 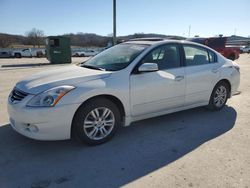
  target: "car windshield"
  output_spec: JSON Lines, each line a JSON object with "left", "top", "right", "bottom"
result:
{"left": 81, "top": 43, "right": 148, "bottom": 71}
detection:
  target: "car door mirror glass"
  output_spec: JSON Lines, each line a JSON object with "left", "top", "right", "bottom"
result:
{"left": 138, "top": 63, "right": 158, "bottom": 72}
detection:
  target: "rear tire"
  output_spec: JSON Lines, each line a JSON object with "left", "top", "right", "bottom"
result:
{"left": 37, "top": 52, "right": 42, "bottom": 58}
{"left": 207, "top": 81, "right": 229, "bottom": 111}
{"left": 72, "top": 98, "right": 121, "bottom": 145}
{"left": 14, "top": 53, "right": 21, "bottom": 58}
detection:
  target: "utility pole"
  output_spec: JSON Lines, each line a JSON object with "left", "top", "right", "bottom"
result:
{"left": 113, "top": 0, "right": 117, "bottom": 45}
{"left": 188, "top": 25, "right": 191, "bottom": 38}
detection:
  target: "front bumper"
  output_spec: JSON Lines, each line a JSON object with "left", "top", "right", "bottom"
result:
{"left": 7, "top": 96, "right": 80, "bottom": 141}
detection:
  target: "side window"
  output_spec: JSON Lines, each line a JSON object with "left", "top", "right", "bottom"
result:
{"left": 183, "top": 45, "right": 210, "bottom": 66}
{"left": 151, "top": 48, "right": 165, "bottom": 60}
{"left": 49, "top": 39, "right": 59, "bottom": 47}
{"left": 142, "top": 44, "right": 180, "bottom": 70}
{"left": 208, "top": 50, "right": 217, "bottom": 63}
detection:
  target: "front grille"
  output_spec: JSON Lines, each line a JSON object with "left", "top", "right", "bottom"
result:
{"left": 10, "top": 88, "right": 28, "bottom": 102}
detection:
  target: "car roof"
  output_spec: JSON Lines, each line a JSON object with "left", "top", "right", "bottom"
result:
{"left": 122, "top": 38, "right": 220, "bottom": 55}
{"left": 123, "top": 38, "right": 204, "bottom": 47}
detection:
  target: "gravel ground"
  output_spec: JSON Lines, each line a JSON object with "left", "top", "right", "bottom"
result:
{"left": 0, "top": 55, "right": 249, "bottom": 188}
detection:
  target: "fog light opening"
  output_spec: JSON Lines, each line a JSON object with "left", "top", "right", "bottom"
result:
{"left": 26, "top": 124, "right": 39, "bottom": 133}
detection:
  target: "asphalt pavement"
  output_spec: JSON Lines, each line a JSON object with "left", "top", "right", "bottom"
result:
{"left": 0, "top": 55, "right": 249, "bottom": 188}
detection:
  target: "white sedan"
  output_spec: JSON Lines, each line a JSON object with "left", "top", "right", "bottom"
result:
{"left": 8, "top": 39, "right": 240, "bottom": 145}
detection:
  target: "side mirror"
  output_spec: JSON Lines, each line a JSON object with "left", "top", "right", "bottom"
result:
{"left": 138, "top": 63, "right": 158, "bottom": 73}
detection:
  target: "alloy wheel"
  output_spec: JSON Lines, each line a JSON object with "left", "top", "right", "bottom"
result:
{"left": 214, "top": 85, "right": 227, "bottom": 108}
{"left": 83, "top": 107, "right": 115, "bottom": 140}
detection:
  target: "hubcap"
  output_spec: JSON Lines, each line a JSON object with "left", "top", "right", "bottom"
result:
{"left": 83, "top": 107, "right": 115, "bottom": 140}
{"left": 214, "top": 85, "right": 227, "bottom": 107}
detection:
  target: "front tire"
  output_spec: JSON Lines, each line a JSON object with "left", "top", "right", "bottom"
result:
{"left": 72, "top": 98, "right": 121, "bottom": 145}
{"left": 207, "top": 81, "right": 229, "bottom": 111}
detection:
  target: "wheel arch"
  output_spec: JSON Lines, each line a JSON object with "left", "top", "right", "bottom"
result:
{"left": 228, "top": 53, "right": 236, "bottom": 60}
{"left": 215, "top": 79, "right": 232, "bottom": 98}
{"left": 71, "top": 94, "right": 126, "bottom": 137}
{"left": 14, "top": 52, "right": 21, "bottom": 58}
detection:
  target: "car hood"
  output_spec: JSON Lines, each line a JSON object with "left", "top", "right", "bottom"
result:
{"left": 15, "top": 65, "right": 111, "bottom": 94}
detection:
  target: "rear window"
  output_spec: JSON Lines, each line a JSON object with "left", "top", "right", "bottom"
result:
{"left": 183, "top": 45, "right": 217, "bottom": 66}
{"left": 206, "top": 38, "right": 226, "bottom": 48}
{"left": 183, "top": 45, "right": 209, "bottom": 66}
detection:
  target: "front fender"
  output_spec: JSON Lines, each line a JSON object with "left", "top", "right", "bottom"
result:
{"left": 57, "top": 77, "right": 131, "bottom": 125}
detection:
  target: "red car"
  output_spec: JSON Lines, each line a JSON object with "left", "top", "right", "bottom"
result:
{"left": 187, "top": 37, "right": 240, "bottom": 60}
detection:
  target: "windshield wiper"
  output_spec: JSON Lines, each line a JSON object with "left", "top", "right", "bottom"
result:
{"left": 81, "top": 64, "right": 105, "bottom": 71}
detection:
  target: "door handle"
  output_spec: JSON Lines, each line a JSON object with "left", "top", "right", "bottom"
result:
{"left": 175, "top": 76, "right": 184, "bottom": 81}
{"left": 211, "top": 68, "right": 219, "bottom": 73}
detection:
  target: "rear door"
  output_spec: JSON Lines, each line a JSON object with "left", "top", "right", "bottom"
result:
{"left": 182, "top": 44, "right": 220, "bottom": 106}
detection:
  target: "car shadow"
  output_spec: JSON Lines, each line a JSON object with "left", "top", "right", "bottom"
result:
{"left": 1, "top": 63, "right": 52, "bottom": 68}
{"left": 0, "top": 106, "right": 237, "bottom": 188}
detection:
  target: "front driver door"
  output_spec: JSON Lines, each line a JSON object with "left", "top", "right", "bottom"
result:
{"left": 130, "top": 44, "right": 185, "bottom": 117}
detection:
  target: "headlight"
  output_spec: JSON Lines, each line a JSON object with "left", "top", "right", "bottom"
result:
{"left": 26, "top": 85, "right": 75, "bottom": 107}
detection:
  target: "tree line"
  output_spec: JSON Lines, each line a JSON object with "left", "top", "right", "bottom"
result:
{"left": 0, "top": 28, "right": 45, "bottom": 48}
{"left": 0, "top": 28, "right": 185, "bottom": 48}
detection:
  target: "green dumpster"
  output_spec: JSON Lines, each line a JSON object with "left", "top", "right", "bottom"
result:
{"left": 46, "top": 36, "right": 71, "bottom": 64}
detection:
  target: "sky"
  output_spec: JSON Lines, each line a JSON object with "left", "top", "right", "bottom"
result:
{"left": 0, "top": 0, "right": 250, "bottom": 37}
